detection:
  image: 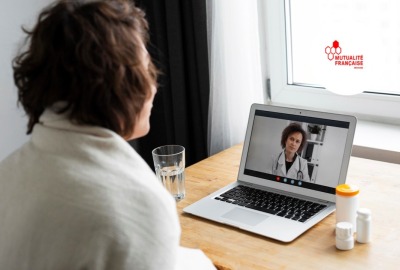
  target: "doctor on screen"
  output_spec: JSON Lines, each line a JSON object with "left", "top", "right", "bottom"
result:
{"left": 270, "top": 123, "right": 310, "bottom": 181}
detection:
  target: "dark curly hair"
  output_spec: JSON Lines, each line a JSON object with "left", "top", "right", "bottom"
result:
{"left": 13, "top": 0, "right": 158, "bottom": 138}
{"left": 280, "top": 122, "right": 307, "bottom": 153}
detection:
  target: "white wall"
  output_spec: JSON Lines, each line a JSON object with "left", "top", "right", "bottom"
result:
{"left": 0, "top": 0, "right": 52, "bottom": 161}
{"left": 317, "top": 126, "right": 348, "bottom": 187}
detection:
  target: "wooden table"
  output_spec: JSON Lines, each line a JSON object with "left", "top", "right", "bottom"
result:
{"left": 177, "top": 144, "right": 400, "bottom": 270}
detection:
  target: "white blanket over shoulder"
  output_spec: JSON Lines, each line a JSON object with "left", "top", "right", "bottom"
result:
{"left": 0, "top": 109, "right": 215, "bottom": 270}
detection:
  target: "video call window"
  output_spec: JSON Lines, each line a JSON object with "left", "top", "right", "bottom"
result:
{"left": 244, "top": 110, "right": 350, "bottom": 194}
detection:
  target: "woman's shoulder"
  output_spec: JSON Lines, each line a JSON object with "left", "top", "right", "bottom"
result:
{"left": 87, "top": 156, "right": 176, "bottom": 218}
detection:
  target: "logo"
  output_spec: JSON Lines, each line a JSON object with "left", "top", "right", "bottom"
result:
{"left": 324, "top": 40, "right": 363, "bottom": 69}
{"left": 325, "top": 40, "right": 341, "bottom": 60}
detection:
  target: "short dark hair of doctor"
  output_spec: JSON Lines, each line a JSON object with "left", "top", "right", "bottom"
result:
{"left": 280, "top": 123, "right": 307, "bottom": 153}
{"left": 13, "top": 0, "right": 157, "bottom": 139}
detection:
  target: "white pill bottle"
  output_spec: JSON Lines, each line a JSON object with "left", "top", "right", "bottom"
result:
{"left": 336, "top": 184, "right": 359, "bottom": 234}
{"left": 336, "top": 222, "right": 354, "bottom": 250}
{"left": 356, "top": 208, "right": 372, "bottom": 243}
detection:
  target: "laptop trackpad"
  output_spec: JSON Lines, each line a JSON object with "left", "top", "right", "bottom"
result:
{"left": 221, "top": 208, "right": 268, "bottom": 226}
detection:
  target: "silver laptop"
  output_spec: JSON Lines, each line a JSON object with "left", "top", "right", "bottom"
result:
{"left": 183, "top": 104, "right": 357, "bottom": 242}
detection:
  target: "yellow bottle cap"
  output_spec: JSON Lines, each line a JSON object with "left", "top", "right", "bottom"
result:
{"left": 336, "top": 184, "right": 359, "bottom": 197}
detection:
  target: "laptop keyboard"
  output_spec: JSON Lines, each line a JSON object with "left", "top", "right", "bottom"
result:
{"left": 214, "top": 185, "right": 327, "bottom": 223}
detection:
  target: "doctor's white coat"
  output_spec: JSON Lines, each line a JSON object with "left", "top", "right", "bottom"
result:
{"left": 270, "top": 150, "right": 310, "bottom": 181}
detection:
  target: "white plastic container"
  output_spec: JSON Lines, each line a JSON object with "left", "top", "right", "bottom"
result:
{"left": 336, "top": 184, "right": 359, "bottom": 234}
{"left": 356, "top": 208, "right": 372, "bottom": 243}
{"left": 336, "top": 222, "right": 354, "bottom": 250}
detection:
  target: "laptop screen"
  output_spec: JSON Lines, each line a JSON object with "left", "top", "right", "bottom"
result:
{"left": 244, "top": 109, "right": 352, "bottom": 195}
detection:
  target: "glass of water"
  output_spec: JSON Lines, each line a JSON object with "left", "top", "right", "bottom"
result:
{"left": 152, "top": 145, "right": 185, "bottom": 201}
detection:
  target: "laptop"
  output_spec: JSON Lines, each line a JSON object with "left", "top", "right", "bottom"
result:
{"left": 183, "top": 103, "right": 357, "bottom": 242}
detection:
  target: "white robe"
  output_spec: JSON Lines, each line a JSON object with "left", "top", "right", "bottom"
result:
{"left": 0, "top": 108, "right": 214, "bottom": 270}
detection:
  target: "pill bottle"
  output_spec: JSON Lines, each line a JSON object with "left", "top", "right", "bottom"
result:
{"left": 336, "top": 184, "right": 359, "bottom": 234}
{"left": 336, "top": 222, "right": 354, "bottom": 250}
{"left": 356, "top": 208, "right": 371, "bottom": 243}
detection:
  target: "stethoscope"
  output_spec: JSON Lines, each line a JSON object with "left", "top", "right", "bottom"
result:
{"left": 275, "top": 151, "right": 304, "bottom": 180}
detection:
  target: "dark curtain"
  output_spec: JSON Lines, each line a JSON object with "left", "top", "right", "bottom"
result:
{"left": 130, "top": 0, "right": 210, "bottom": 169}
